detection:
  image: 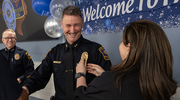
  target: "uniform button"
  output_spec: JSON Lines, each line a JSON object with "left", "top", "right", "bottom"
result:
{"left": 55, "top": 68, "right": 57, "bottom": 70}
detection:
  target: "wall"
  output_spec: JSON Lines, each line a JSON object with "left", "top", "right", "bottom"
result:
{"left": 0, "top": 29, "right": 179, "bottom": 86}
{"left": 164, "top": 28, "right": 180, "bottom": 86}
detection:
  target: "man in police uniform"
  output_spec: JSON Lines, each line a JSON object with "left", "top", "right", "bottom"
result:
{"left": 0, "top": 51, "right": 28, "bottom": 100}
{"left": 22, "top": 6, "right": 112, "bottom": 100}
{"left": 1, "top": 29, "right": 34, "bottom": 84}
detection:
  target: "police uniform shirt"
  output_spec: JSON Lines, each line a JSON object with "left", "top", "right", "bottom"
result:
{"left": 0, "top": 51, "right": 22, "bottom": 100}
{"left": 23, "top": 35, "right": 112, "bottom": 100}
{"left": 0, "top": 46, "right": 34, "bottom": 83}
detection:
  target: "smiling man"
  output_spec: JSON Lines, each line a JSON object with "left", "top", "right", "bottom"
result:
{"left": 61, "top": 14, "right": 82, "bottom": 45}
{"left": 22, "top": 6, "right": 112, "bottom": 100}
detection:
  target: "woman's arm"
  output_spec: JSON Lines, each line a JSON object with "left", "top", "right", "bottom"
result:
{"left": 76, "top": 55, "right": 88, "bottom": 88}
{"left": 76, "top": 54, "right": 105, "bottom": 88}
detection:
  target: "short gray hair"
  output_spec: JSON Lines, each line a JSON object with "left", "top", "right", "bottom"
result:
{"left": 2, "top": 29, "right": 16, "bottom": 38}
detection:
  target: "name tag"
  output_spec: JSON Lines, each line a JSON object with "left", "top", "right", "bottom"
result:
{"left": 53, "top": 61, "right": 61, "bottom": 64}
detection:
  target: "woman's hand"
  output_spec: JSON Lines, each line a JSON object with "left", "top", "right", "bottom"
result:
{"left": 87, "top": 63, "right": 105, "bottom": 76}
{"left": 76, "top": 55, "right": 88, "bottom": 87}
{"left": 76, "top": 55, "right": 87, "bottom": 74}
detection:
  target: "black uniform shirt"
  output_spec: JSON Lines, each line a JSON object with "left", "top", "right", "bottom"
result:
{"left": 24, "top": 35, "right": 112, "bottom": 100}
{"left": 0, "top": 51, "right": 22, "bottom": 100}
{"left": 74, "top": 71, "right": 143, "bottom": 100}
{"left": 0, "top": 46, "right": 34, "bottom": 83}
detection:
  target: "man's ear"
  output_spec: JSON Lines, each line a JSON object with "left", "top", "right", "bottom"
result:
{"left": 2, "top": 38, "right": 4, "bottom": 43}
{"left": 60, "top": 20, "right": 63, "bottom": 29}
{"left": 82, "top": 19, "right": 84, "bottom": 27}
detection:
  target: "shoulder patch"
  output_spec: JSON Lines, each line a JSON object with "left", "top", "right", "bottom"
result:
{"left": 43, "top": 49, "right": 52, "bottom": 60}
{"left": 98, "top": 46, "right": 110, "bottom": 60}
{"left": 25, "top": 52, "right": 32, "bottom": 60}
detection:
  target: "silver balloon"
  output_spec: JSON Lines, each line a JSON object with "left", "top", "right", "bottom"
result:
{"left": 44, "top": 15, "right": 63, "bottom": 38}
{"left": 49, "top": 0, "right": 74, "bottom": 20}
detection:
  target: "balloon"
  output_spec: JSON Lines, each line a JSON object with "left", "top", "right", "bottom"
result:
{"left": 49, "top": 0, "right": 74, "bottom": 20}
{"left": 110, "top": 24, "right": 114, "bottom": 31}
{"left": 105, "top": 18, "right": 111, "bottom": 29}
{"left": 44, "top": 15, "right": 63, "bottom": 38}
{"left": 32, "top": 0, "right": 51, "bottom": 16}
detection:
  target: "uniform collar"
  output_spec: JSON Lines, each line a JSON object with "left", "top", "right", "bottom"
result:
{"left": 5, "top": 45, "right": 16, "bottom": 52}
{"left": 65, "top": 35, "right": 83, "bottom": 52}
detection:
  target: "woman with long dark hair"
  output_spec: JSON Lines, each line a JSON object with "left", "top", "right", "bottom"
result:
{"left": 75, "top": 20, "right": 177, "bottom": 100}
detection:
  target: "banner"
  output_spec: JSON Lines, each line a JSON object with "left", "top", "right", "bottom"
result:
{"left": 75, "top": 0, "right": 180, "bottom": 35}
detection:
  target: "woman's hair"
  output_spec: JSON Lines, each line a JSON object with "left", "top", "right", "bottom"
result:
{"left": 111, "top": 20, "right": 177, "bottom": 100}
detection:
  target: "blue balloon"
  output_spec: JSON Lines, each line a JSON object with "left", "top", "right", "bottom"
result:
{"left": 110, "top": 24, "right": 114, "bottom": 31}
{"left": 32, "top": 0, "right": 51, "bottom": 16}
{"left": 105, "top": 18, "right": 111, "bottom": 29}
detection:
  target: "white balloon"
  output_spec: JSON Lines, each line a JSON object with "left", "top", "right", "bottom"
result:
{"left": 44, "top": 15, "right": 63, "bottom": 38}
{"left": 49, "top": 0, "right": 74, "bottom": 20}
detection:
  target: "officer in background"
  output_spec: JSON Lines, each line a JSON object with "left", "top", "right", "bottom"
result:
{"left": 0, "top": 50, "right": 28, "bottom": 100}
{"left": 1, "top": 29, "right": 34, "bottom": 84}
{"left": 22, "top": 5, "right": 112, "bottom": 100}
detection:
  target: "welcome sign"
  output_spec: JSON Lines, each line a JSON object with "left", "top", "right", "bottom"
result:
{"left": 75, "top": 0, "right": 180, "bottom": 35}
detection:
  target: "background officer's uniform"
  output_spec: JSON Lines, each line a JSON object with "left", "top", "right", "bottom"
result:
{"left": 23, "top": 35, "right": 112, "bottom": 100}
{"left": 0, "top": 50, "right": 22, "bottom": 100}
{"left": 0, "top": 46, "right": 34, "bottom": 84}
